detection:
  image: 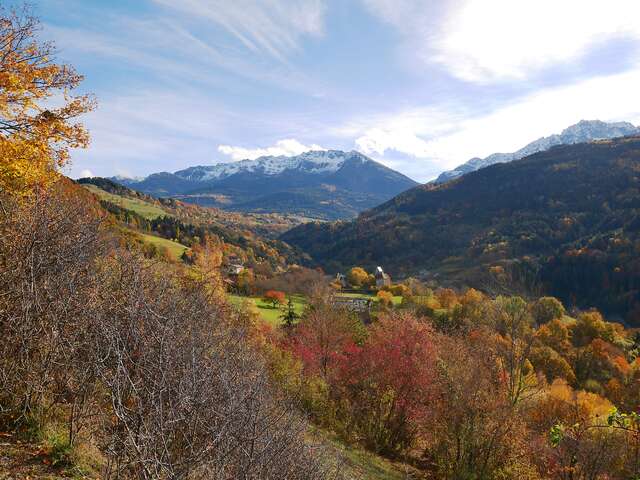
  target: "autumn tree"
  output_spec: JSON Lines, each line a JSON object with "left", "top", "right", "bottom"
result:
{"left": 529, "top": 345, "right": 576, "bottom": 384}
{"left": 189, "top": 234, "right": 225, "bottom": 301}
{"left": 436, "top": 288, "right": 459, "bottom": 309}
{"left": 289, "top": 300, "right": 365, "bottom": 380}
{"left": 389, "top": 283, "right": 409, "bottom": 297}
{"left": 427, "top": 333, "right": 536, "bottom": 479}
{"left": 263, "top": 289, "right": 286, "bottom": 309}
{"left": 489, "top": 296, "right": 538, "bottom": 404}
{"left": 530, "top": 296, "right": 565, "bottom": 324}
{"left": 536, "top": 318, "right": 572, "bottom": 354}
{"left": 347, "top": 266, "right": 369, "bottom": 288}
{"left": 0, "top": 5, "right": 94, "bottom": 195}
{"left": 333, "top": 313, "right": 437, "bottom": 455}
{"left": 376, "top": 289, "right": 393, "bottom": 307}
{"left": 572, "top": 310, "right": 614, "bottom": 347}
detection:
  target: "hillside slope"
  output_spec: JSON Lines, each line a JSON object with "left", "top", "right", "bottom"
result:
{"left": 112, "top": 150, "right": 418, "bottom": 220}
{"left": 79, "top": 178, "right": 308, "bottom": 268}
{"left": 283, "top": 137, "right": 640, "bottom": 322}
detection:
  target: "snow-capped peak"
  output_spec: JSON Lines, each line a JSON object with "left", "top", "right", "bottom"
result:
{"left": 174, "top": 150, "right": 364, "bottom": 182}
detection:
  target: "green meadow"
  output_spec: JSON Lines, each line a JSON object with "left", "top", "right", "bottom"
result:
{"left": 228, "top": 294, "right": 307, "bottom": 326}
{"left": 138, "top": 232, "right": 188, "bottom": 261}
{"left": 83, "top": 184, "right": 169, "bottom": 220}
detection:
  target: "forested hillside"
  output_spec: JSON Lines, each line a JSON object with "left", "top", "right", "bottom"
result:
{"left": 283, "top": 137, "right": 640, "bottom": 323}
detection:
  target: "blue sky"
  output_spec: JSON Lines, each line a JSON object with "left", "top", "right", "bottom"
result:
{"left": 32, "top": 0, "right": 640, "bottom": 181}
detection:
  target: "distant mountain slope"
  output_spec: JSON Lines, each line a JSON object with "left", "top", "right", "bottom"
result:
{"left": 434, "top": 120, "right": 640, "bottom": 183}
{"left": 78, "top": 177, "right": 310, "bottom": 268}
{"left": 283, "top": 137, "right": 640, "bottom": 323}
{"left": 112, "top": 150, "right": 418, "bottom": 220}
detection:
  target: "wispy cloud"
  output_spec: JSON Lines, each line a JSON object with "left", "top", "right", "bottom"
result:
{"left": 151, "top": 0, "right": 326, "bottom": 62}
{"left": 218, "top": 139, "right": 326, "bottom": 161}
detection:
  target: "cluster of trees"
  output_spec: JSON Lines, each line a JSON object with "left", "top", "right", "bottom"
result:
{"left": 0, "top": 7, "right": 341, "bottom": 478}
{"left": 255, "top": 266, "right": 327, "bottom": 296}
{"left": 258, "top": 284, "right": 640, "bottom": 479}
{"left": 337, "top": 266, "right": 408, "bottom": 296}
{"left": 0, "top": 184, "right": 341, "bottom": 478}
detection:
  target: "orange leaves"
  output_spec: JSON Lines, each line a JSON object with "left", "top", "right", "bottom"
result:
{"left": 376, "top": 289, "right": 393, "bottom": 306}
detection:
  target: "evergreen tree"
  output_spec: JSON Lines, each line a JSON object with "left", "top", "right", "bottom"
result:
{"left": 281, "top": 297, "right": 299, "bottom": 328}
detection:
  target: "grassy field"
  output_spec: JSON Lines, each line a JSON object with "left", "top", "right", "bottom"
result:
{"left": 228, "top": 294, "right": 307, "bottom": 326}
{"left": 83, "top": 184, "right": 169, "bottom": 219}
{"left": 138, "top": 232, "right": 188, "bottom": 261}
{"left": 337, "top": 292, "right": 403, "bottom": 306}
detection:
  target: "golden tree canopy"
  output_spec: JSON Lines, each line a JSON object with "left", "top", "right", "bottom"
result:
{"left": 0, "top": 5, "right": 94, "bottom": 195}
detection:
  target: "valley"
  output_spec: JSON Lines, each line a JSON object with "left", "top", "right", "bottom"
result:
{"left": 3, "top": 3, "right": 640, "bottom": 479}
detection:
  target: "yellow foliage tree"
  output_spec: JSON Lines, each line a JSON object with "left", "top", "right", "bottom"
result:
{"left": 189, "top": 235, "right": 225, "bottom": 302}
{"left": 0, "top": 6, "right": 94, "bottom": 196}
{"left": 347, "top": 266, "right": 369, "bottom": 288}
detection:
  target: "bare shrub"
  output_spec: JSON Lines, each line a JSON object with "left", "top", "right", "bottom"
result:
{"left": 89, "top": 254, "right": 340, "bottom": 479}
{"left": 0, "top": 184, "right": 106, "bottom": 431}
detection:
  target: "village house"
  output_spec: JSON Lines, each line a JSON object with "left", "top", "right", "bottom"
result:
{"left": 375, "top": 266, "right": 391, "bottom": 288}
{"left": 335, "top": 273, "right": 348, "bottom": 288}
{"left": 227, "top": 263, "right": 245, "bottom": 276}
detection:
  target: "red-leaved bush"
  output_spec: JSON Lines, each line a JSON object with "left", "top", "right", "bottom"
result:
{"left": 289, "top": 309, "right": 437, "bottom": 456}
{"left": 333, "top": 312, "right": 437, "bottom": 455}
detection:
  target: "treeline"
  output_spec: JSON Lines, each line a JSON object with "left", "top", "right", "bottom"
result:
{"left": 259, "top": 285, "right": 640, "bottom": 478}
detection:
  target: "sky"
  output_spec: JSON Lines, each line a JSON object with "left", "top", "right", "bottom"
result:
{"left": 30, "top": 0, "right": 640, "bottom": 182}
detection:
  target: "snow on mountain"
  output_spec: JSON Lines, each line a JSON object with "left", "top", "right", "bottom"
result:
{"left": 174, "top": 150, "right": 358, "bottom": 182}
{"left": 434, "top": 120, "right": 640, "bottom": 184}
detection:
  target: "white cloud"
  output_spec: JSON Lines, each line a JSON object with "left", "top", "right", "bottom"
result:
{"left": 363, "top": 0, "right": 640, "bottom": 83}
{"left": 347, "top": 107, "right": 458, "bottom": 159}
{"left": 79, "top": 169, "right": 94, "bottom": 178}
{"left": 114, "top": 168, "right": 134, "bottom": 179}
{"left": 151, "top": 0, "right": 326, "bottom": 61}
{"left": 218, "top": 139, "right": 326, "bottom": 160}
{"left": 344, "top": 66, "right": 640, "bottom": 179}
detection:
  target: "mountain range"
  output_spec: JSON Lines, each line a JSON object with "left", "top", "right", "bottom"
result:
{"left": 283, "top": 136, "right": 640, "bottom": 323}
{"left": 111, "top": 150, "right": 418, "bottom": 220}
{"left": 434, "top": 120, "right": 640, "bottom": 183}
